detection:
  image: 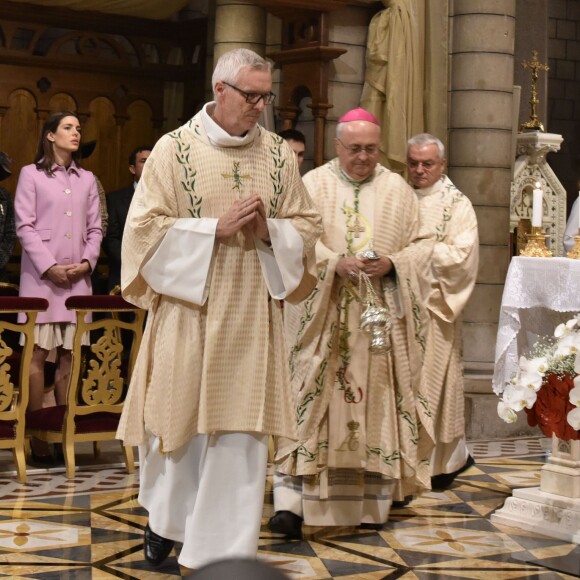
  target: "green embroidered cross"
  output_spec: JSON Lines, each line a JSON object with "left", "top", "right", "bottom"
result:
{"left": 222, "top": 161, "right": 251, "bottom": 192}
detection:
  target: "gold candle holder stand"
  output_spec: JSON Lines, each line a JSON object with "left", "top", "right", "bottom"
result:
{"left": 520, "top": 226, "right": 552, "bottom": 257}
{"left": 567, "top": 230, "right": 580, "bottom": 259}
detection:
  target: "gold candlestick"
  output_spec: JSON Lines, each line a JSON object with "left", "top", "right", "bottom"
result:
{"left": 567, "top": 230, "right": 580, "bottom": 259}
{"left": 520, "top": 226, "right": 552, "bottom": 257}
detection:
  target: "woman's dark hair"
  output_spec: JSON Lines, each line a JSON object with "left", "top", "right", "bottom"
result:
{"left": 35, "top": 110, "right": 82, "bottom": 175}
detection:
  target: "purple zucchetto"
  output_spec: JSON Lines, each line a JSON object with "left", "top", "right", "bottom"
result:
{"left": 338, "top": 107, "right": 380, "bottom": 126}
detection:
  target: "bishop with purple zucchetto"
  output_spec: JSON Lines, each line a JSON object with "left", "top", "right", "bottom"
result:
{"left": 269, "top": 107, "right": 436, "bottom": 538}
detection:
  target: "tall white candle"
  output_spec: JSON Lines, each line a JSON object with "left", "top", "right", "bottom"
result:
{"left": 532, "top": 183, "right": 543, "bottom": 227}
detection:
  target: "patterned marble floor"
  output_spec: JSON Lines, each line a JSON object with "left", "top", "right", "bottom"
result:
{"left": 0, "top": 437, "right": 578, "bottom": 579}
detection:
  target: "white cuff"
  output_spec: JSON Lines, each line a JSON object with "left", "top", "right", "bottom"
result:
{"left": 141, "top": 218, "right": 217, "bottom": 305}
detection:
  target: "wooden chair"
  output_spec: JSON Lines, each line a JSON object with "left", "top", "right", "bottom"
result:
{"left": 26, "top": 294, "right": 145, "bottom": 478}
{"left": 0, "top": 297, "right": 48, "bottom": 483}
{"left": 0, "top": 283, "right": 58, "bottom": 398}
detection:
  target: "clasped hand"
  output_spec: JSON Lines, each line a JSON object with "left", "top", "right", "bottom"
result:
{"left": 216, "top": 194, "right": 269, "bottom": 241}
{"left": 336, "top": 255, "right": 393, "bottom": 280}
{"left": 46, "top": 262, "right": 90, "bottom": 288}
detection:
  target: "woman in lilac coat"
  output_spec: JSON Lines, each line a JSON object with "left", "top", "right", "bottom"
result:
{"left": 15, "top": 111, "right": 102, "bottom": 462}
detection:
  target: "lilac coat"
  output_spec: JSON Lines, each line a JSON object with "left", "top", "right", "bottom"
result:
{"left": 15, "top": 162, "right": 102, "bottom": 324}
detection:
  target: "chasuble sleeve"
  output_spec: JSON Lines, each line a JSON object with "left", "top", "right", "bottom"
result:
{"left": 272, "top": 153, "right": 322, "bottom": 304}
{"left": 429, "top": 200, "right": 479, "bottom": 322}
{"left": 302, "top": 168, "right": 340, "bottom": 268}
{"left": 386, "top": 180, "right": 422, "bottom": 268}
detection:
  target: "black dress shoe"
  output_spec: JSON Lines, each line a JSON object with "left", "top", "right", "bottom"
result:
{"left": 28, "top": 451, "right": 56, "bottom": 467}
{"left": 268, "top": 510, "right": 303, "bottom": 539}
{"left": 144, "top": 523, "right": 175, "bottom": 566}
{"left": 431, "top": 454, "right": 476, "bottom": 490}
{"left": 391, "top": 495, "right": 413, "bottom": 508}
{"left": 359, "top": 522, "right": 384, "bottom": 530}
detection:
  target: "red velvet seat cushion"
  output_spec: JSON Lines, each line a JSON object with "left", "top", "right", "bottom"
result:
{"left": 0, "top": 421, "right": 16, "bottom": 439}
{"left": 65, "top": 294, "right": 138, "bottom": 310}
{"left": 26, "top": 406, "right": 120, "bottom": 433}
{"left": 0, "top": 297, "right": 48, "bottom": 310}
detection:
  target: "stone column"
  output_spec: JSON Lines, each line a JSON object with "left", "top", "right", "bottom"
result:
{"left": 448, "top": 0, "right": 517, "bottom": 438}
{"left": 214, "top": 0, "right": 267, "bottom": 65}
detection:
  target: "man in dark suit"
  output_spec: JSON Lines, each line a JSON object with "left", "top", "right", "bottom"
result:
{"left": 103, "top": 145, "right": 152, "bottom": 291}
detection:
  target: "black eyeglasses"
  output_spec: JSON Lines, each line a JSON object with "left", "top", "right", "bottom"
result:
{"left": 336, "top": 137, "right": 379, "bottom": 156}
{"left": 407, "top": 160, "right": 438, "bottom": 170}
{"left": 222, "top": 82, "right": 276, "bottom": 105}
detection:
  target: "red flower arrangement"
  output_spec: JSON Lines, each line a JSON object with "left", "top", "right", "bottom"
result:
{"left": 524, "top": 372, "right": 579, "bottom": 441}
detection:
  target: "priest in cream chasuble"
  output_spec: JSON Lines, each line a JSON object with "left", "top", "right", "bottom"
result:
{"left": 116, "top": 49, "right": 322, "bottom": 571}
{"left": 272, "top": 109, "right": 434, "bottom": 532}
{"left": 407, "top": 133, "right": 479, "bottom": 489}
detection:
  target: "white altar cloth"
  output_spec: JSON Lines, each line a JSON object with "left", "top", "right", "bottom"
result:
{"left": 493, "top": 256, "right": 580, "bottom": 395}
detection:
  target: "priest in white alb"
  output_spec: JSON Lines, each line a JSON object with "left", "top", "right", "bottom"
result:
{"left": 406, "top": 133, "right": 479, "bottom": 490}
{"left": 269, "top": 108, "right": 435, "bottom": 539}
{"left": 116, "top": 48, "right": 322, "bottom": 570}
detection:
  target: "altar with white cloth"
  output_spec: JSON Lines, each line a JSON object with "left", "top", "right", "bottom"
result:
{"left": 491, "top": 256, "right": 580, "bottom": 544}
{"left": 493, "top": 256, "right": 580, "bottom": 396}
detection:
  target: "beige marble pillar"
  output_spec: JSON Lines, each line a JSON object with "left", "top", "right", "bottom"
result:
{"left": 214, "top": 0, "right": 267, "bottom": 65}
{"left": 448, "top": 0, "right": 517, "bottom": 438}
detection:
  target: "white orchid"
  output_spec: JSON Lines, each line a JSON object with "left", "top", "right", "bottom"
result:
{"left": 567, "top": 407, "right": 580, "bottom": 430}
{"left": 554, "top": 331, "right": 580, "bottom": 358}
{"left": 516, "top": 370, "right": 544, "bottom": 392}
{"left": 554, "top": 318, "right": 578, "bottom": 338}
{"left": 519, "top": 355, "right": 549, "bottom": 374}
{"left": 502, "top": 384, "right": 537, "bottom": 411}
{"left": 570, "top": 385, "right": 580, "bottom": 407}
{"left": 497, "top": 400, "right": 518, "bottom": 423}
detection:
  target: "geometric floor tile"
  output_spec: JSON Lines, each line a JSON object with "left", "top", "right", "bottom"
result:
{"left": 0, "top": 520, "right": 87, "bottom": 552}
{"left": 0, "top": 436, "right": 577, "bottom": 579}
{"left": 389, "top": 525, "right": 524, "bottom": 557}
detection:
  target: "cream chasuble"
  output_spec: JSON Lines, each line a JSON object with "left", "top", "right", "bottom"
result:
{"left": 116, "top": 104, "right": 322, "bottom": 453}
{"left": 411, "top": 175, "right": 479, "bottom": 446}
{"left": 276, "top": 159, "right": 435, "bottom": 525}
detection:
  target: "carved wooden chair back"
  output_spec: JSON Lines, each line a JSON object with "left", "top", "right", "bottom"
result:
{"left": 26, "top": 295, "right": 144, "bottom": 478}
{"left": 0, "top": 297, "right": 48, "bottom": 483}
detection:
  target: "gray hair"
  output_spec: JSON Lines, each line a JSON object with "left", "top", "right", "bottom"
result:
{"left": 407, "top": 133, "right": 445, "bottom": 159}
{"left": 212, "top": 48, "right": 272, "bottom": 98}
